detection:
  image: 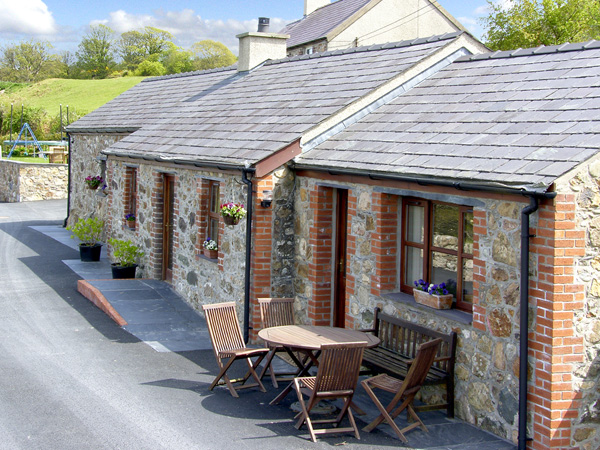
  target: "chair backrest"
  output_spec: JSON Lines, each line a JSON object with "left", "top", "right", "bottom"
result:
{"left": 202, "top": 302, "right": 245, "bottom": 354}
{"left": 314, "top": 342, "right": 367, "bottom": 393}
{"left": 402, "top": 338, "right": 442, "bottom": 394}
{"left": 258, "top": 298, "right": 295, "bottom": 329}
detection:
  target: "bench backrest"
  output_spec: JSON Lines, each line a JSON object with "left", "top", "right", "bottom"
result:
{"left": 373, "top": 307, "right": 457, "bottom": 373}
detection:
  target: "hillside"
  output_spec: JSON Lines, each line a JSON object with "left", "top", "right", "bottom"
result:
{"left": 0, "top": 77, "right": 146, "bottom": 117}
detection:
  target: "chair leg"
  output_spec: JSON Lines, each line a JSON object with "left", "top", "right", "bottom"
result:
{"left": 244, "top": 356, "right": 267, "bottom": 393}
{"left": 258, "top": 348, "right": 279, "bottom": 388}
{"left": 210, "top": 356, "right": 239, "bottom": 398}
{"left": 293, "top": 379, "right": 317, "bottom": 442}
{"left": 361, "top": 381, "right": 409, "bottom": 443}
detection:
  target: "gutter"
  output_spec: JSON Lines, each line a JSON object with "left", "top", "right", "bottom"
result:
{"left": 241, "top": 168, "right": 255, "bottom": 343}
{"left": 296, "top": 165, "right": 554, "bottom": 198}
{"left": 518, "top": 196, "right": 544, "bottom": 450}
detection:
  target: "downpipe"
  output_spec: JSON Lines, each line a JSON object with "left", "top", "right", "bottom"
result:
{"left": 519, "top": 196, "right": 539, "bottom": 450}
{"left": 241, "top": 168, "right": 254, "bottom": 344}
{"left": 63, "top": 132, "right": 72, "bottom": 228}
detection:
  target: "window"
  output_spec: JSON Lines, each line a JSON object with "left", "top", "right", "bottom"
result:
{"left": 401, "top": 198, "right": 473, "bottom": 312}
{"left": 208, "top": 181, "right": 220, "bottom": 245}
{"left": 305, "top": 47, "right": 314, "bottom": 54}
{"left": 126, "top": 167, "right": 137, "bottom": 217}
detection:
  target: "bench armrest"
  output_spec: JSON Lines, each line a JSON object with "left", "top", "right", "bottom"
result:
{"left": 434, "top": 356, "right": 451, "bottom": 363}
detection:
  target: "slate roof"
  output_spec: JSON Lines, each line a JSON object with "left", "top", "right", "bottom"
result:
{"left": 281, "top": 0, "right": 371, "bottom": 48}
{"left": 89, "top": 34, "right": 462, "bottom": 167}
{"left": 67, "top": 67, "right": 237, "bottom": 133}
{"left": 295, "top": 41, "right": 600, "bottom": 191}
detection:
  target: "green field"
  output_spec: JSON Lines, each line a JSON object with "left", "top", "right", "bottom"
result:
{"left": 0, "top": 77, "right": 146, "bottom": 116}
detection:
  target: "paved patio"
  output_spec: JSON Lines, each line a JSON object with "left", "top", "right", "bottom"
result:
{"left": 35, "top": 224, "right": 516, "bottom": 449}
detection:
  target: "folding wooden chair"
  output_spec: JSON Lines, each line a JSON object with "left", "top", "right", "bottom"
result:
{"left": 202, "top": 302, "right": 269, "bottom": 398}
{"left": 257, "top": 297, "right": 300, "bottom": 387}
{"left": 293, "top": 341, "right": 367, "bottom": 442}
{"left": 361, "top": 338, "right": 442, "bottom": 443}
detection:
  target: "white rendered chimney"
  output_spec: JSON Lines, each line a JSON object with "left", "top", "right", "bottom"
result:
{"left": 305, "top": 0, "right": 330, "bottom": 16}
{"left": 237, "top": 18, "right": 289, "bottom": 72}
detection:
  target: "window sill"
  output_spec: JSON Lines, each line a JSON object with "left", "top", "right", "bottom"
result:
{"left": 197, "top": 253, "right": 218, "bottom": 263}
{"left": 382, "top": 292, "right": 472, "bottom": 325}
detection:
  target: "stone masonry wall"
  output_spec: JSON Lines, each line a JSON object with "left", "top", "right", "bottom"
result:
{"left": 67, "top": 134, "right": 126, "bottom": 226}
{"left": 0, "top": 160, "right": 67, "bottom": 202}
{"left": 293, "top": 174, "right": 563, "bottom": 445}
{"left": 551, "top": 162, "right": 600, "bottom": 450}
{"left": 101, "top": 159, "right": 294, "bottom": 333}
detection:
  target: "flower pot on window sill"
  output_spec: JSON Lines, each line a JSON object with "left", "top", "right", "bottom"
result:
{"left": 87, "top": 185, "right": 99, "bottom": 190}
{"left": 223, "top": 215, "right": 240, "bottom": 226}
{"left": 126, "top": 220, "right": 136, "bottom": 229}
{"left": 413, "top": 290, "right": 453, "bottom": 310}
{"left": 203, "top": 248, "right": 218, "bottom": 259}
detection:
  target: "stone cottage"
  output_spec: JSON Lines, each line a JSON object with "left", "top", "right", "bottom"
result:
{"left": 66, "top": 26, "right": 600, "bottom": 450}
{"left": 283, "top": 0, "right": 466, "bottom": 56}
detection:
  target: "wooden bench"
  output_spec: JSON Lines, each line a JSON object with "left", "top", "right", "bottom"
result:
{"left": 361, "top": 307, "right": 457, "bottom": 417}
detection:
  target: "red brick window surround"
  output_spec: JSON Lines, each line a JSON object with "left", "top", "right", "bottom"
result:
{"left": 207, "top": 181, "right": 220, "bottom": 246}
{"left": 196, "top": 178, "right": 222, "bottom": 266}
{"left": 401, "top": 197, "right": 474, "bottom": 312}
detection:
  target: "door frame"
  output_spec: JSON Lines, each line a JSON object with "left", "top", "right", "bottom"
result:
{"left": 332, "top": 188, "right": 348, "bottom": 328}
{"left": 162, "top": 174, "right": 175, "bottom": 282}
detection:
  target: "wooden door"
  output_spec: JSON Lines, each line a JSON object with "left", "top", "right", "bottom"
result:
{"left": 162, "top": 175, "right": 175, "bottom": 282}
{"left": 333, "top": 189, "right": 348, "bottom": 328}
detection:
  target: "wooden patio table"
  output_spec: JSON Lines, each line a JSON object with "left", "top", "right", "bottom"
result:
{"left": 258, "top": 325, "right": 380, "bottom": 405}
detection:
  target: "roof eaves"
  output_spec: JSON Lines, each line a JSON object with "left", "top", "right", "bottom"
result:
{"left": 292, "top": 163, "right": 554, "bottom": 197}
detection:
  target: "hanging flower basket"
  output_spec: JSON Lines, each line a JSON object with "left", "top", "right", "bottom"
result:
{"left": 85, "top": 175, "right": 103, "bottom": 190}
{"left": 220, "top": 203, "right": 246, "bottom": 226}
{"left": 223, "top": 215, "right": 240, "bottom": 226}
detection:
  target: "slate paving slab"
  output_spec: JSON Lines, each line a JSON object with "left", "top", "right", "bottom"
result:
{"left": 33, "top": 223, "right": 517, "bottom": 450}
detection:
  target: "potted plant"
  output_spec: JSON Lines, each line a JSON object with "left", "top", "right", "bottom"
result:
{"left": 202, "top": 238, "right": 218, "bottom": 259}
{"left": 67, "top": 217, "right": 104, "bottom": 261}
{"left": 413, "top": 279, "right": 453, "bottom": 309}
{"left": 220, "top": 202, "right": 246, "bottom": 225}
{"left": 125, "top": 213, "right": 136, "bottom": 229}
{"left": 84, "top": 175, "right": 104, "bottom": 190}
{"left": 108, "top": 238, "right": 144, "bottom": 279}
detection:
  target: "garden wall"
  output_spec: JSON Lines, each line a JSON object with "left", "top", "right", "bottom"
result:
{"left": 0, "top": 159, "right": 68, "bottom": 202}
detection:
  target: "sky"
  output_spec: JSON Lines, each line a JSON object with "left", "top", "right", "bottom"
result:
{"left": 0, "top": 0, "right": 490, "bottom": 55}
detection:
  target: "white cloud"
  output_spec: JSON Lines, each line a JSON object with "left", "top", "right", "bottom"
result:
{"left": 92, "top": 9, "right": 290, "bottom": 55}
{"left": 0, "top": 0, "right": 58, "bottom": 37}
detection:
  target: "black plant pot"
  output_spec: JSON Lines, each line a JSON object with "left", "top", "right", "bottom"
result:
{"left": 79, "top": 243, "right": 102, "bottom": 262}
{"left": 111, "top": 264, "right": 137, "bottom": 279}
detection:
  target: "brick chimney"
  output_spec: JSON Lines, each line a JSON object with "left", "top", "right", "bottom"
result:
{"left": 236, "top": 18, "right": 289, "bottom": 72}
{"left": 305, "top": 0, "right": 330, "bottom": 16}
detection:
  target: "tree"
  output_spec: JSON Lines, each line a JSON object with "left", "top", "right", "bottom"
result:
{"left": 191, "top": 40, "right": 237, "bottom": 71}
{"left": 135, "top": 59, "right": 166, "bottom": 76}
{"left": 77, "top": 24, "right": 115, "bottom": 79}
{"left": 0, "top": 40, "right": 53, "bottom": 82}
{"left": 117, "top": 27, "right": 173, "bottom": 72}
{"left": 481, "top": 0, "right": 600, "bottom": 51}
{"left": 161, "top": 42, "right": 194, "bottom": 74}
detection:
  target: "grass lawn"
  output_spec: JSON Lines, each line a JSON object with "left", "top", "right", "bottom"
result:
{"left": 2, "top": 156, "right": 50, "bottom": 163}
{"left": 1, "top": 77, "right": 146, "bottom": 116}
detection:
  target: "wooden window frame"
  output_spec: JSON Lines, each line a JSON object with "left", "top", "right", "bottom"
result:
{"left": 207, "top": 181, "right": 220, "bottom": 246}
{"left": 127, "top": 167, "right": 137, "bottom": 217}
{"left": 400, "top": 197, "right": 473, "bottom": 313}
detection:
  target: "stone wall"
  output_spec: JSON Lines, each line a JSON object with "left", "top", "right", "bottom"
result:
{"left": 553, "top": 162, "right": 600, "bottom": 450}
{"left": 67, "top": 134, "right": 126, "bottom": 226}
{"left": 0, "top": 159, "right": 67, "bottom": 202}
{"left": 292, "top": 174, "right": 553, "bottom": 444}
